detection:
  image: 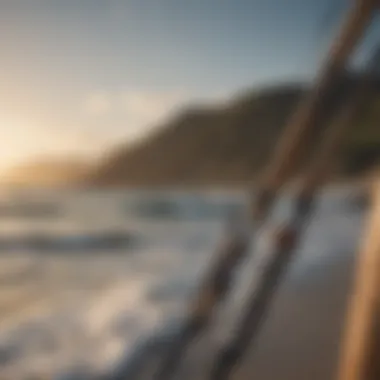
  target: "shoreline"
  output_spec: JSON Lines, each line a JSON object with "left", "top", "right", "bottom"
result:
{"left": 1, "top": 170, "right": 375, "bottom": 193}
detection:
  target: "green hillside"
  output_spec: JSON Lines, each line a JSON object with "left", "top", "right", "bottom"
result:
{"left": 85, "top": 76, "right": 380, "bottom": 186}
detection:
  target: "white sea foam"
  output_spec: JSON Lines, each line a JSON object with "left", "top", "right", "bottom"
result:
{"left": 0, "top": 187, "right": 367, "bottom": 379}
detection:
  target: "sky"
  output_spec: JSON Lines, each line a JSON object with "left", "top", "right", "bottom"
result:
{"left": 0, "top": 0, "right": 379, "bottom": 172}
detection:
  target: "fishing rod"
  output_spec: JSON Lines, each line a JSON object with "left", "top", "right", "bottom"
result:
{"left": 146, "top": 2, "right": 376, "bottom": 380}
{"left": 208, "top": 44, "right": 380, "bottom": 380}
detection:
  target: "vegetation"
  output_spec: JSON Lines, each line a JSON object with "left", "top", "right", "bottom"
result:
{"left": 87, "top": 74, "right": 380, "bottom": 187}
{"left": 3, "top": 74, "right": 380, "bottom": 189}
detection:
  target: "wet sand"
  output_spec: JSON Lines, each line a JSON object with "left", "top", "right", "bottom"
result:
{"left": 109, "top": 213, "right": 362, "bottom": 380}
{"left": 175, "top": 249, "right": 356, "bottom": 380}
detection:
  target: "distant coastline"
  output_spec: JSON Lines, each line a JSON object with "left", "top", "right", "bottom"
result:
{"left": 2, "top": 75, "right": 380, "bottom": 190}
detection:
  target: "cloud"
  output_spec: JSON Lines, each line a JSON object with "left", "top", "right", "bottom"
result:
{"left": 79, "top": 88, "right": 232, "bottom": 146}
{"left": 80, "top": 89, "right": 190, "bottom": 142}
{"left": 118, "top": 89, "right": 231, "bottom": 136}
{"left": 0, "top": 88, "right": 231, "bottom": 173}
{"left": 119, "top": 90, "right": 189, "bottom": 137}
{"left": 83, "top": 91, "right": 112, "bottom": 116}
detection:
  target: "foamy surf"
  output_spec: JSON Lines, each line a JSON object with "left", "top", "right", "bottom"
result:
{"left": 0, "top": 187, "right": 368, "bottom": 379}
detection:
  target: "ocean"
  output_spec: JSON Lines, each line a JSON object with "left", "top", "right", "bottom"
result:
{"left": 0, "top": 186, "right": 368, "bottom": 379}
